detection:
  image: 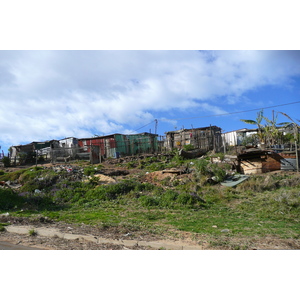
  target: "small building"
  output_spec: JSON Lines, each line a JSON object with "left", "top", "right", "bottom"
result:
{"left": 10, "top": 140, "right": 58, "bottom": 164}
{"left": 51, "top": 137, "right": 79, "bottom": 160}
{"left": 78, "top": 132, "right": 159, "bottom": 162}
{"left": 164, "top": 126, "right": 222, "bottom": 152}
{"left": 222, "top": 128, "right": 258, "bottom": 147}
{"left": 238, "top": 149, "right": 300, "bottom": 174}
{"left": 58, "top": 137, "right": 78, "bottom": 148}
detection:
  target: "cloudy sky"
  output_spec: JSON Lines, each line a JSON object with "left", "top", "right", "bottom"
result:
{"left": 0, "top": 50, "right": 300, "bottom": 153}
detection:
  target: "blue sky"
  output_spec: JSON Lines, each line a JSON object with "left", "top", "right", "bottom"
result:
{"left": 0, "top": 50, "right": 300, "bottom": 154}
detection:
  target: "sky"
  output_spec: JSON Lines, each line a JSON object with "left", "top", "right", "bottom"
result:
{"left": 0, "top": 50, "right": 300, "bottom": 154}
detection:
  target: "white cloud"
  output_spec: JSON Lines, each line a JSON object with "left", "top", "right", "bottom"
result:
{"left": 0, "top": 50, "right": 300, "bottom": 150}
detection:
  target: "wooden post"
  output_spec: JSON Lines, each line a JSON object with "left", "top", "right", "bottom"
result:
{"left": 90, "top": 145, "right": 93, "bottom": 164}
{"left": 295, "top": 141, "right": 299, "bottom": 172}
{"left": 294, "top": 124, "right": 299, "bottom": 172}
{"left": 99, "top": 146, "right": 102, "bottom": 163}
{"left": 34, "top": 145, "right": 38, "bottom": 167}
{"left": 222, "top": 133, "right": 226, "bottom": 155}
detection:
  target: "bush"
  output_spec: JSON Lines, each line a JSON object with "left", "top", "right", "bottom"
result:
{"left": 1, "top": 156, "right": 10, "bottom": 167}
{"left": 210, "top": 164, "right": 227, "bottom": 182}
{"left": 160, "top": 190, "right": 178, "bottom": 208}
{"left": 195, "top": 159, "right": 210, "bottom": 175}
{"left": 183, "top": 144, "right": 195, "bottom": 151}
{"left": 83, "top": 166, "right": 97, "bottom": 176}
{"left": 177, "top": 193, "right": 199, "bottom": 205}
{"left": 140, "top": 195, "right": 159, "bottom": 207}
{"left": 0, "top": 189, "right": 24, "bottom": 210}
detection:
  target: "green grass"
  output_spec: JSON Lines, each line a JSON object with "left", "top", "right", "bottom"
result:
{"left": 1, "top": 162, "right": 300, "bottom": 240}
{"left": 28, "top": 229, "right": 37, "bottom": 236}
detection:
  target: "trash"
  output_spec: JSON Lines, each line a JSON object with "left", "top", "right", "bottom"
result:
{"left": 212, "top": 225, "right": 218, "bottom": 228}
{"left": 221, "top": 229, "right": 230, "bottom": 233}
{"left": 220, "top": 175, "right": 249, "bottom": 187}
{"left": 0, "top": 212, "right": 9, "bottom": 216}
{"left": 34, "top": 189, "right": 42, "bottom": 194}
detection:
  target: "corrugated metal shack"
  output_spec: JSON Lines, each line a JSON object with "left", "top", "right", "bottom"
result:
{"left": 78, "top": 132, "right": 158, "bottom": 161}
{"left": 238, "top": 149, "right": 300, "bottom": 174}
{"left": 164, "top": 126, "right": 222, "bottom": 152}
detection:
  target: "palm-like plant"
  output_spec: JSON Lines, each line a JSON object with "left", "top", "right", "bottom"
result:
{"left": 240, "top": 110, "right": 265, "bottom": 145}
{"left": 262, "top": 113, "right": 284, "bottom": 147}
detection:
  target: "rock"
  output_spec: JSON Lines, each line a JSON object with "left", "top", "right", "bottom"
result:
{"left": 89, "top": 174, "right": 116, "bottom": 185}
{"left": 221, "top": 229, "right": 230, "bottom": 233}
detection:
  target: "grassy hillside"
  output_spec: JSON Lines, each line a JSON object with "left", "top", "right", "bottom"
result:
{"left": 1, "top": 154, "right": 300, "bottom": 249}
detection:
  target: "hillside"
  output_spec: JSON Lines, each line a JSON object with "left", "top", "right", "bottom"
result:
{"left": 1, "top": 153, "right": 300, "bottom": 250}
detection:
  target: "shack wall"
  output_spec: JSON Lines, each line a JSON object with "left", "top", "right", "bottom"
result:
{"left": 165, "top": 126, "right": 222, "bottom": 152}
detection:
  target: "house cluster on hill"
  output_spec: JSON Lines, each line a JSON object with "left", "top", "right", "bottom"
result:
{"left": 8, "top": 126, "right": 223, "bottom": 164}
{"left": 6, "top": 124, "right": 300, "bottom": 173}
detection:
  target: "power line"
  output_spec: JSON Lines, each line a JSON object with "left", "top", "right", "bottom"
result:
{"left": 134, "top": 120, "right": 156, "bottom": 132}
{"left": 133, "top": 100, "right": 300, "bottom": 133}
{"left": 158, "top": 100, "right": 300, "bottom": 122}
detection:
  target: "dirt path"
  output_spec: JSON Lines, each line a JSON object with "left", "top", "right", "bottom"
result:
{"left": 1, "top": 220, "right": 300, "bottom": 250}
{"left": 1, "top": 225, "right": 205, "bottom": 250}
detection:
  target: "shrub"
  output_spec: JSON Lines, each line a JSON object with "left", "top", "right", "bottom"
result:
{"left": 160, "top": 190, "right": 178, "bottom": 208}
{"left": 183, "top": 144, "right": 195, "bottom": 151}
{"left": 210, "top": 164, "right": 227, "bottom": 182}
{"left": 126, "top": 162, "right": 136, "bottom": 169}
{"left": 171, "top": 152, "right": 185, "bottom": 167}
{"left": 195, "top": 159, "right": 210, "bottom": 175}
{"left": 83, "top": 166, "right": 97, "bottom": 176}
{"left": 140, "top": 195, "right": 159, "bottom": 207}
{"left": 177, "top": 192, "right": 199, "bottom": 206}
{"left": 1, "top": 156, "right": 10, "bottom": 167}
{"left": 0, "top": 189, "right": 24, "bottom": 210}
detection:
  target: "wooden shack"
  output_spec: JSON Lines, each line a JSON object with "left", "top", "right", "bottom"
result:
{"left": 238, "top": 150, "right": 282, "bottom": 174}
{"left": 164, "top": 126, "right": 222, "bottom": 152}
{"left": 238, "top": 149, "right": 300, "bottom": 174}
